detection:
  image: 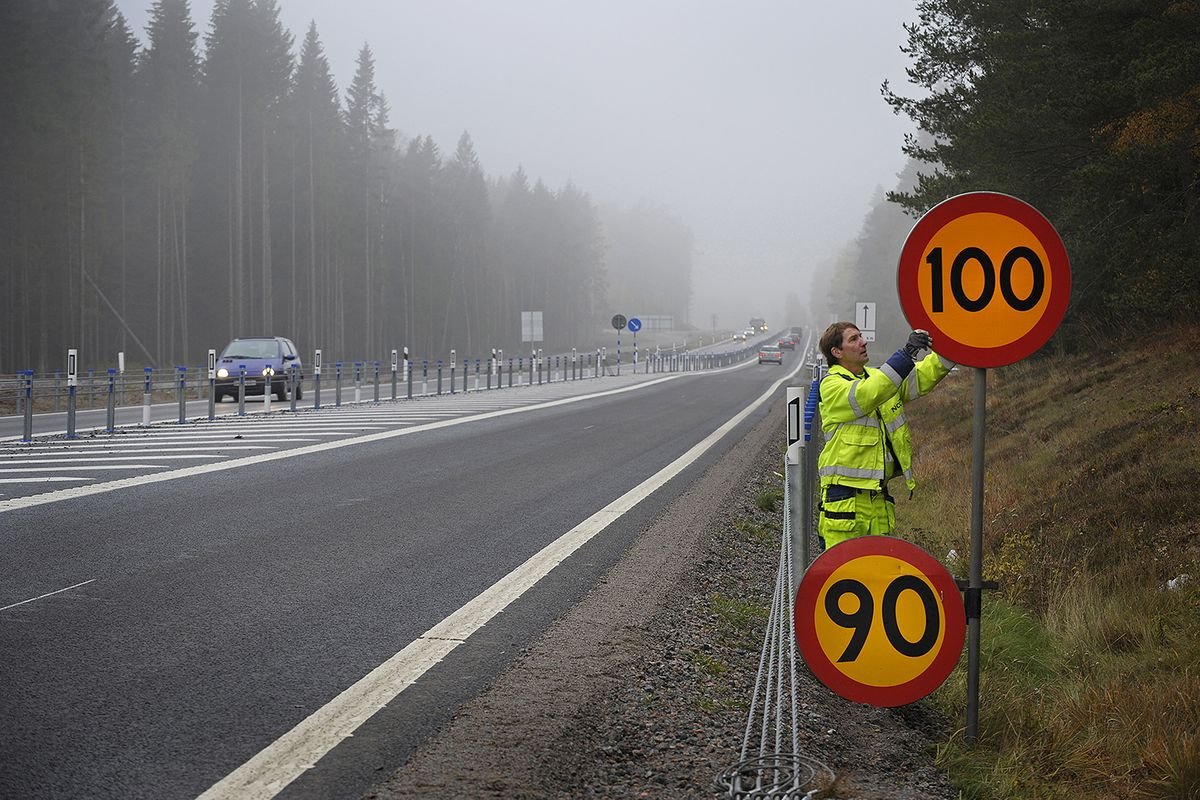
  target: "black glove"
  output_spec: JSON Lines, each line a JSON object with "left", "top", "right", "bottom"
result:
{"left": 901, "top": 329, "right": 932, "bottom": 359}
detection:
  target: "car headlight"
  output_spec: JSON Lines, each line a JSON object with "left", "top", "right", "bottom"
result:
{"left": 217, "top": 367, "right": 229, "bottom": 378}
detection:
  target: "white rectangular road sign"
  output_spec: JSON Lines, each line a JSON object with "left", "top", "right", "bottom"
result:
{"left": 521, "top": 311, "right": 544, "bottom": 343}
{"left": 855, "top": 301, "right": 876, "bottom": 333}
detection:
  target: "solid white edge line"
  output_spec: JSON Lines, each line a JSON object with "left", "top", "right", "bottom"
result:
{"left": 194, "top": 359, "right": 802, "bottom": 800}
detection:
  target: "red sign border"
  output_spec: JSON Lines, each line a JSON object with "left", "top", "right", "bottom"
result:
{"left": 794, "top": 536, "right": 966, "bottom": 707}
{"left": 896, "top": 191, "right": 1071, "bottom": 368}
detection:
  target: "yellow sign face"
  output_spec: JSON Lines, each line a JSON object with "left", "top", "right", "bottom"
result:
{"left": 812, "top": 555, "right": 945, "bottom": 688}
{"left": 795, "top": 536, "right": 966, "bottom": 707}
{"left": 914, "top": 212, "right": 1053, "bottom": 349}
{"left": 897, "top": 192, "right": 1071, "bottom": 369}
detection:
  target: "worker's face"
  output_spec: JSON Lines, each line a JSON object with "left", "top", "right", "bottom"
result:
{"left": 833, "top": 326, "right": 869, "bottom": 370}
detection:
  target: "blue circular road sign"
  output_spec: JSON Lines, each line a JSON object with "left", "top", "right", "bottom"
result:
{"left": 627, "top": 317, "right": 642, "bottom": 333}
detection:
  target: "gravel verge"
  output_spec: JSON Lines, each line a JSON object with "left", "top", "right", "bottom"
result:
{"left": 363, "top": 399, "right": 960, "bottom": 799}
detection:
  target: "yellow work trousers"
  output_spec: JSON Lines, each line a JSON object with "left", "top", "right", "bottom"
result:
{"left": 817, "top": 484, "right": 896, "bottom": 549}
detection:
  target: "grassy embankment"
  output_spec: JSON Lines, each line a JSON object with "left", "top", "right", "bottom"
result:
{"left": 895, "top": 323, "right": 1200, "bottom": 799}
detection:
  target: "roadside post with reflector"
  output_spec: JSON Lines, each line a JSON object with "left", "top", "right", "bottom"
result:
{"left": 143, "top": 366, "right": 154, "bottom": 425}
{"left": 207, "top": 349, "right": 216, "bottom": 420}
{"left": 785, "top": 385, "right": 809, "bottom": 596}
{"left": 404, "top": 347, "right": 412, "bottom": 399}
{"left": 391, "top": 349, "right": 399, "bottom": 400}
{"left": 313, "top": 349, "right": 322, "bottom": 410}
{"left": 66, "top": 348, "right": 78, "bottom": 439}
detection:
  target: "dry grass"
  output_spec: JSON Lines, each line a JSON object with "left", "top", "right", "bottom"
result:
{"left": 893, "top": 322, "right": 1200, "bottom": 799}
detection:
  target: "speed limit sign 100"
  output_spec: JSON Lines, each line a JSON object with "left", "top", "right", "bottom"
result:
{"left": 795, "top": 536, "right": 965, "bottom": 707}
{"left": 897, "top": 191, "right": 1070, "bottom": 368}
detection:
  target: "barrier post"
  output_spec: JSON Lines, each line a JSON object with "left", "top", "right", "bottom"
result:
{"left": 106, "top": 368, "right": 116, "bottom": 432}
{"left": 335, "top": 362, "right": 343, "bottom": 407}
{"left": 237, "top": 365, "right": 247, "bottom": 416}
{"left": 22, "top": 371, "right": 34, "bottom": 442}
{"left": 290, "top": 363, "right": 298, "bottom": 412}
{"left": 177, "top": 366, "right": 187, "bottom": 422}
{"left": 450, "top": 350, "right": 456, "bottom": 395}
{"left": 373, "top": 361, "right": 380, "bottom": 402}
{"left": 144, "top": 366, "right": 155, "bottom": 425}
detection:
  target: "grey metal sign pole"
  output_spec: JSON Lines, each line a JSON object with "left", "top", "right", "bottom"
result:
{"left": 966, "top": 368, "right": 987, "bottom": 742}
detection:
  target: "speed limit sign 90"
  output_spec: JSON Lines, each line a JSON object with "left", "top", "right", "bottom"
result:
{"left": 795, "top": 536, "right": 965, "bottom": 707}
{"left": 897, "top": 192, "right": 1070, "bottom": 368}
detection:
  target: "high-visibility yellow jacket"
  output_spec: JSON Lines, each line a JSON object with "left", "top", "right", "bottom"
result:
{"left": 817, "top": 349, "right": 954, "bottom": 493}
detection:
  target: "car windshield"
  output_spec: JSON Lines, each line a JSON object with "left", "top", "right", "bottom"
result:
{"left": 221, "top": 340, "right": 279, "bottom": 359}
{"left": 761, "top": 346, "right": 780, "bottom": 352}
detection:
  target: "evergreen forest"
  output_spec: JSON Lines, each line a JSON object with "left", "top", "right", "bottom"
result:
{"left": 0, "top": 0, "right": 695, "bottom": 372}
{"left": 815, "top": 0, "right": 1199, "bottom": 348}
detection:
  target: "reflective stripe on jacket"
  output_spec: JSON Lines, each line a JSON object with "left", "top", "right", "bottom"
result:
{"left": 817, "top": 349, "right": 954, "bottom": 493}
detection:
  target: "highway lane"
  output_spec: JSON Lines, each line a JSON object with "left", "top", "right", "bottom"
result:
{"left": 0, "top": 354, "right": 806, "bottom": 800}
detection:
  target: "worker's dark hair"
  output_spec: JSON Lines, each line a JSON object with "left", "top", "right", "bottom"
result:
{"left": 820, "top": 322, "right": 858, "bottom": 367}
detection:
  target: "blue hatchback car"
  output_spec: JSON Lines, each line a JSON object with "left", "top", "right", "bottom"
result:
{"left": 214, "top": 336, "right": 302, "bottom": 402}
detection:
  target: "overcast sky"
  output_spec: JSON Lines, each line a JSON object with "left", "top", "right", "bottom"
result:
{"left": 117, "top": 0, "right": 921, "bottom": 331}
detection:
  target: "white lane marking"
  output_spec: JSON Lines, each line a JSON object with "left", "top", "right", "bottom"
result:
{"left": 1, "top": 579, "right": 96, "bottom": 612}
{"left": 1, "top": 443, "right": 280, "bottom": 450}
{"left": 0, "top": 477, "right": 98, "bottom": 484}
{"left": 195, "top": 360, "right": 801, "bottom": 800}
{"left": 0, "top": 465, "right": 169, "bottom": 472}
{"left": 0, "top": 375, "right": 678, "bottom": 512}
{"left": 2, "top": 456, "right": 224, "bottom": 464}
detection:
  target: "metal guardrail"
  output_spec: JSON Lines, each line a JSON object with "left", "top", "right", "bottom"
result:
{"left": 1, "top": 339, "right": 766, "bottom": 442}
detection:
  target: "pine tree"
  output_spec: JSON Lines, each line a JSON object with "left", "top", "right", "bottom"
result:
{"left": 284, "top": 22, "right": 343, "bottom": 355}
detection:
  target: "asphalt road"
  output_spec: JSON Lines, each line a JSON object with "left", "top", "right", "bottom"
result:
{"left": 1, "top": 351, "right": 807, "bottom": 800}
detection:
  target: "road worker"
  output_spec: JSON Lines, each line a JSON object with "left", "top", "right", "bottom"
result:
{"left": 816, "top": 322, "right": 955, "bottom": 549}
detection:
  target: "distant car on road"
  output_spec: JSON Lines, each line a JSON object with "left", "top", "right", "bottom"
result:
{"left": 777, "top": 337, "right": 795, "bottom": 350}
{"left": 757, "top": 344, "right": 783, "bottom": 365}
{"left": 732, "top": 331, "right": 746, "bottom": 342}
{"left": 214, "top": 336, "right": 302, "bottom": 402}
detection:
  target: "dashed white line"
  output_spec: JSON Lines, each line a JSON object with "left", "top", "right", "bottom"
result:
{"left": 1, "top": 579, "right": 97, "bottom": 612}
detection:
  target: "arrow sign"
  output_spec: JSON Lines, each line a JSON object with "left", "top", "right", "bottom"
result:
{"left": 627, "top": 317, "right": 642, "bottom": 333}
{"left": 856, "top": 302, "right": 876, "bottom": 333}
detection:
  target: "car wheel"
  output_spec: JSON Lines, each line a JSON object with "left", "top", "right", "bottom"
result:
{"left": 274, "top": 383, "right": 287, "bottom": 402}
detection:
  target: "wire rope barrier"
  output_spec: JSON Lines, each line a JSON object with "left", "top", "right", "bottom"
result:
{"left": 716, "top": 336, "right": 833, "bottom": 799}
